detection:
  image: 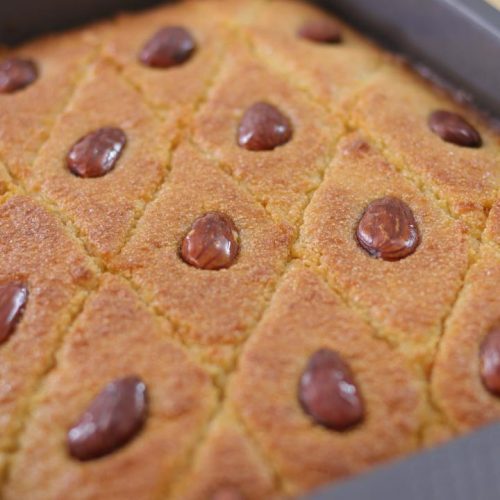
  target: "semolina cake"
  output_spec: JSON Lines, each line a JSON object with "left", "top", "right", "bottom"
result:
{"left": 0, "top": 1, "right": 499, "bottom": 499}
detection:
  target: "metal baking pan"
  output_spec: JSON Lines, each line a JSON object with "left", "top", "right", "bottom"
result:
{"left": 308, "top": 423, "right": 500, "bottom": 500}
{"left": 320, "top": 0, "right": 500, "bottom": 119}
{"left": 2, "top": 0, "right": 500, "bottom": 117}
{"left": 1, "top": 1, "right": 499, "bottom": 499}
{"left": 0, "top": 0, "right": 160, "bottom": 45}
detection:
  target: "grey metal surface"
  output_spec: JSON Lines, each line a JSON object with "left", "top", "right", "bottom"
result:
{"left": 321, "top": 0, "right": 500, "bottom": 117}
{"left": 305, "top": 423, "right": 500, "bottom": 500}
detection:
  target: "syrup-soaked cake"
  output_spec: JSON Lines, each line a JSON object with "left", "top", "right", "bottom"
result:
{"left": 0, "top": 1, "right": 498, "bottom": 499}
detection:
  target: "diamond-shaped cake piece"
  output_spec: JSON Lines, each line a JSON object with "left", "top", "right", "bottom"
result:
{"left": 103, "top": 1, "right": 237, "bottom": 122}
{"left": 229, "top": 264, "right": 424, "bottom": 494}
{"left": 350, "top": 66, "right": 500, "bottom": 236}
{"left": 296, "top": 133, "right": 469, "bottom": 367}
{"left": 0, "top": 196, "right": 97, "bottom": 466}
{"left": 6, "top": 274, "right": 216, "bottom": 500}
{"left": 0, "top": 31, "right": 96, "bottom": 178}
{"left": 432, "top": 245, "right": 500, "bottom": 431}
{"left": 112, "top": 142, "right": 291, "bottom": 367}
{"left": 27, "top": 60, "right": 174, "bottom": 261}
{"left": 245, "top": 0, "right": 382, "bottom": 110}
{"left": 193, "top": 44, "right": 342, "bottom": 230}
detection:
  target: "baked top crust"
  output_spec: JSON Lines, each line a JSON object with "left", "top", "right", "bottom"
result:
{"left": 0, "top": 0, "right": 498, "bottom": 499}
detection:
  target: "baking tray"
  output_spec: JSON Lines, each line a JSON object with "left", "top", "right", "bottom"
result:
{"left": 2, "top": 0, "right": 500, "bottom": 118}
{"left": 307, "top": 423, "right": 500, "bottom": 500}
{"left": 0, "top": 0, "right": 161, "bottom": 44}
{"left": 320, "top": 0, "right": 500, "bottom": 119}
{"left": 1, "top": 1, "right": 500, "bottom": 499}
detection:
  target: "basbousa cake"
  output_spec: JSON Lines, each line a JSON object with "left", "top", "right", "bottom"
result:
{"left": 0, "top": 1, "right": 499, "bottom": 499}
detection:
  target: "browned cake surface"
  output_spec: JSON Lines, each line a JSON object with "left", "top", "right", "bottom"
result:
{"left": 0, "top": 1, "right": 498, "bottom": 499}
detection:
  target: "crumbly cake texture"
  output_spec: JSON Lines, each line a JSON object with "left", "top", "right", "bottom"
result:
{"left": 0, "top": 0, "right": 498, "bottom": 499}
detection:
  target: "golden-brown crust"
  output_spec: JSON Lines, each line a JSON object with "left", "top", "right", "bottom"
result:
{"left": 246, "top": 0, "right": 383, "bottom": 108}
{"left": 193, "top": 43, "right": 342, "bottom": 229}
{"left": 349, "top": 66, "right": 500, "bottom": 236}
{"left": 27, "top": 60, "right": 173, "bottom": 260}
{"left": 0, "top": 31, "right": 96, "bottom": 178}
{"left": 296, "top": 133, "right": 470, "bottom": 368}
{"left": 102, "top": 1, "right": 232, "bottom": 123}
{"left": 484, "top": 200, "right": 500, "bottom": 249}
{"left": 112, "top": 142, "right": 291, "bottom": 367}
{"left": 0, "top": 196, "right": 96, "bottom": 465}
{"left": 5, "top": 275, "right": 216, "bottom": 500}
{"left": 171, "top": 409, "right": 279, "bottom": 500}
{"left": 229, "top": 264, "right": 424, "bottom": 494}
{"left": 431, "top": 245, "right": 500, "bottom": 431}
{"left": 0, "top": 0, "right": 498, "bottom": 497}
